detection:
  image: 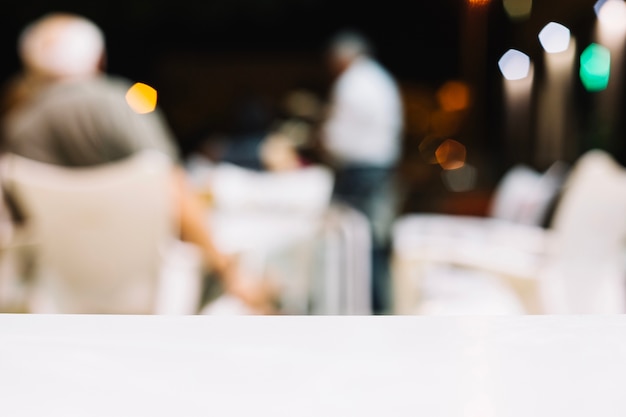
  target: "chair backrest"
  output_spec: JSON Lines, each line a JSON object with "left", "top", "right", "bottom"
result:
{"left": 206, "top": 162, "right": 334, "bottom": 215}
{"left": 0, "top": 150, "right": 176, "bottom": 314}
{"left": 539, "top": 149, "right": 626, "bottom": 313}
{"left": 487, "top": 161, "right": 568, "bottom": 226}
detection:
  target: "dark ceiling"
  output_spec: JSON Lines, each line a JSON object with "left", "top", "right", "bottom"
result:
{"left": 1, "top": 0, "right": 618, "bottom": 167}
{"left": 1, "top": 0, "right": 598, "bottom": 84}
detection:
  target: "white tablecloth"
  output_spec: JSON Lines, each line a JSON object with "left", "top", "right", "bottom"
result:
{"left": 2, "top": 314, "right": 626, "bottom": 417}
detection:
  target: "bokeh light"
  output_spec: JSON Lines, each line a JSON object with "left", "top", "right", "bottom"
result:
{"left": 435, "top": 139, "right": 466, "bottom": 170}
{"left": 125, "top": 82, "right": 158, "bottom": 114}
{"left": 467, "top": 0, "right": 491, "bottom": 6}
{"left": 498, "top": 49, "right": 531, "bottom": 80}
{"left": 436, "top": 81, "right": 471, "bottom": 112}
{"left": 596, "top": 0, "right": 626, "bottom": 34}
{"left": 538, "top": 22, "right": 571, "bottom": 53}
{"left": 430, "top": 110, "right": 465, "bottom": 138}
{"left": 594, "top": 0, "right": 609, "bottom": 15}
{"left": 580, "top": 43, "right": 611, "bottom": 91}
{"left": 503, "top": 0, "right": 532, "bottom": 20}
{"left": 442, "top": 163, "right": 477, "bottom": 192}
{"left": 402, "top": 85, "right": 437, "bottom": 139}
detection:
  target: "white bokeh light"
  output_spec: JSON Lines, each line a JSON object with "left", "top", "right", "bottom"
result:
{"left": 538, "top": 22, "right": 571, "bottom": 53}
{"left": 594, "top": 0, "right": 609, "bottom": 15}
{"left": 498, "top": 49, "right": 531, "bottom": 80}
{"left": 596, "top": 0, "right": 626, "bottom": 33}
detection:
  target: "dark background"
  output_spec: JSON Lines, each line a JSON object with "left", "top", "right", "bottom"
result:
{"left": 1, "top": 0, "right": 619, "bottom": 215}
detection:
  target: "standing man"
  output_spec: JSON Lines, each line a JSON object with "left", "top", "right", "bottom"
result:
{"left": 320, "top": 30, "right": 404, "bottom": 314}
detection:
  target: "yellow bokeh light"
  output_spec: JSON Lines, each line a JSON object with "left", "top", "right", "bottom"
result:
{"left": 503, "top": 0, "right": 532, "bottom": 20}
{"left": 125, "top": 82, "right": 157, "bottom": 114}
{"left": 435, "top": 139, "right": 466, "bottom": 170}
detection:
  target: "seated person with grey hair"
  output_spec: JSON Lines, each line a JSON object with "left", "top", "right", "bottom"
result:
{"left": 0, "top": 12, "right": 276, "bottom": 314}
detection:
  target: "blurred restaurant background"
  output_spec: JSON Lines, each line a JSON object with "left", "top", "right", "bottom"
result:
{"left": 1, "top": 0, "right": 626, "bottom": 315}
{"left": 2, "top": 0, "right": 614, "bottom": 213}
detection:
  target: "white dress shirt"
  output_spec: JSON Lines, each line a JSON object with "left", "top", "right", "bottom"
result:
{"left": 322, "top": 56, "right": 403, "bottom": 168}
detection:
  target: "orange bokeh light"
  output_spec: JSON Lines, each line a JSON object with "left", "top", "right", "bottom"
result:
{"left": 435, "top": 139, "right": 466, "bottom": 170}
{"left": 468, "top": 0, "right": 490, "bottom": 6}
{"left": 125, "top": 82, "right": 157, "bottom": 114}
{"left": 436, "top": 81, "right": 471, "bottom": 112}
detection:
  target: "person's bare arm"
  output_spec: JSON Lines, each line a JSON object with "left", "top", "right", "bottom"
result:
{"left": 169, "top": 166, "right": 276, "bottom": 313}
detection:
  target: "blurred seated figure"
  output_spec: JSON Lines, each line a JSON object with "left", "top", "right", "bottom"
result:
{"left": 260, "top": 88, "right": 325, "bottom": 170}
{"left": 186, "top": 122, "right": 338, "bottom": 314}
{"left": 196, "top": 90, "right": 273, "bottom": 172}
{"left": 184, "top": 94, "right": 373, "bottom": 314}
{"left": 195, "top": 161, "right": 337, "bottom": 315}
{"left": 189, "top": 87, "right": 324, "bottom": 174}
{"left": 0, "top": 12, "right": 276, "bottom": 314}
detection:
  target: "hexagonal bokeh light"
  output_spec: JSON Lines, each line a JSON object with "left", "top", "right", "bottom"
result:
{"left": 498, "top": 49, "right": 531, "bottom": 80}
{"left": 580, "top": 43, "right": 611, "bottom": 91}
{"left": 503, "top": 0, "right": 532, "bottom": 20}
{"left": 538, "top": 22, "right": 571, "bottom": 53}
{"left": 435, "top": 139, "right": 466, "bottom": 170}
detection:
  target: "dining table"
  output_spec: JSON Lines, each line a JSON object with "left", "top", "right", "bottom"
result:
{"left": 1, "top": 313, "right": 626, "bottom": 417}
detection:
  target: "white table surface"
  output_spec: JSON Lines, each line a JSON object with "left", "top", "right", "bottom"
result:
{"left": 2, "top": 314, "right": 626, "bottom": 417}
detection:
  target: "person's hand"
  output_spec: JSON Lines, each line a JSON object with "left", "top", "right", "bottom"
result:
{"left": 226, "top": 276, "right": 279, "bottom": 315}
{"left": 220, "top": 255, "right": 280, "bottom": 314}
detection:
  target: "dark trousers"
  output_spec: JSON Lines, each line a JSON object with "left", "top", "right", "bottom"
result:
{"left": 332, "top": 165, "right": 395, "bottom": 314}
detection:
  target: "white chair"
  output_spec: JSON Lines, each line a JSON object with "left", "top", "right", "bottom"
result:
{"left": 391, "top": 160, "right": 567, "bottom": 315}
{"left": 0, "top": 150, "right": 203, "bottom": 315}
{"left": 205, "top": 161, "right": 334, "bottom": 216}
{"left": 309, "top": 202, "right": 372, "bottom": 315}
{"left": 392, "top": 214, "right": 541, "bottom": 315}
{"left": 536, "top": 150, "right": 626, "bottom": 313}
{"left": 188, "top": 160, "right": 372, "bottom": 314}
{"left": 187, "top": 160, "right": 335, "bottom": 314}
{"left": 392, "top": 149, "right": 626, "bottom": 315}
{"left": 487, "top": 161, "right": 568, "bottom": 226}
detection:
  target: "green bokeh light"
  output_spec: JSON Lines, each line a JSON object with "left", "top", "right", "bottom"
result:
{"left": 580, "top": 43, "right": 611, "bottom": 92}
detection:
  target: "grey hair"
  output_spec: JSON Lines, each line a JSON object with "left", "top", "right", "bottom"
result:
{"left": 18, "top": 13, "right": 105, "bottom": 79}
{"left": 328, "top": 30, "right": 374, "bottom": 61}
